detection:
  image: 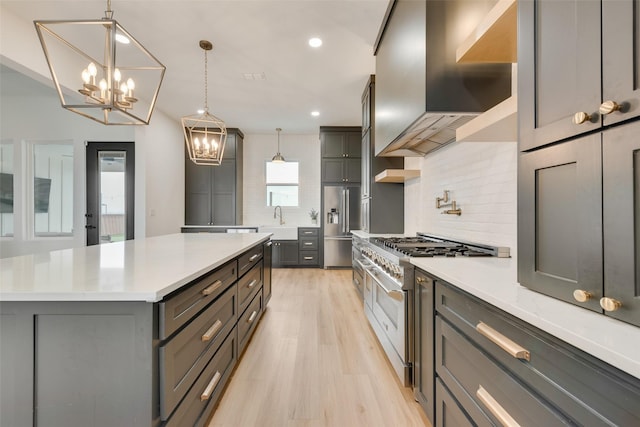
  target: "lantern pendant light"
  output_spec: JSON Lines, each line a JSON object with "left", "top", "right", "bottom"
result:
{"left": 272, "top": 128, "right": 286, "bottom": 163}
{"left": 182, "top": 40, "right": 227, "bottom": 166}
{"left": 34, "top": 0, "right": 166, "bottom": 125}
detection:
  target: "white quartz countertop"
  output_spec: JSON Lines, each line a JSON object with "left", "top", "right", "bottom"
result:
{"left": 411, "top": 256, "right": 640, "bottom": 380}
{"left": 0, "top": 233, "right": 271, "bottom": 303}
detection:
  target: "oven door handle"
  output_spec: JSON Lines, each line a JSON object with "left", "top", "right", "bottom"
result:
{"left": 367, "top": 269, "right": 404, "bottom": 302}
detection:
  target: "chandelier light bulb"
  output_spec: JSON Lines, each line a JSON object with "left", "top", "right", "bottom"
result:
{"left": 114, "top": 68, "right": 121, "bottom": 82}
{"left": 87, "top": 62, "right": 97, "bottom": 77}
{"left": 194, "top": 137, "right": 200, "bottom": 148}
{"left": 82, "top": 69, "right": 90, "bottom": 84}
{"left": 126, "top": 78, "right": 135, "bottom": 91}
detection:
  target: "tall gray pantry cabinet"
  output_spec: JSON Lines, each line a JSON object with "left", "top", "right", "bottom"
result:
{"left": 518, "top": 0, "right": 640, "bottom": 326}
{"left": 185, "top": 129, "right": 244, "bottom": 226}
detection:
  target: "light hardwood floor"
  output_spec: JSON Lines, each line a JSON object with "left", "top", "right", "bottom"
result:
{"left": 207, "top": 268, "right": 431, "bottom": 427}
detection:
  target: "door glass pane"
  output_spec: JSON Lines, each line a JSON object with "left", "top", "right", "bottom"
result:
{"left": 33, "top": 143, "right": 73, "bottom": 236}
{"left": 99, "top": 152, "right": 126, "bottom": 243}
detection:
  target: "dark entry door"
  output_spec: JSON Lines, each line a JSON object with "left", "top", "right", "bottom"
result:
{"left": 86, "top": 142, "right": 135, "bottom": 246}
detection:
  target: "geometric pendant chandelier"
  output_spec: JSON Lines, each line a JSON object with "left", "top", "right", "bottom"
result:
{"left": 182, "top": 40, "right": 227, "bottom": 166}
{"left": 34, "top": 0, "right": 166, "bottom": 125}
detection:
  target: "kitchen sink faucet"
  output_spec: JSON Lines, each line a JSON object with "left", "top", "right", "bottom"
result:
{"left": 274, "top": 205, "right": 285, "bottom": 225}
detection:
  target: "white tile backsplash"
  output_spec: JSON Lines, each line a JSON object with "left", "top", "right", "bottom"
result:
{"left": 404, "top": 140, "right": 518, "bottom": 255}
{"left": 242, "top": 132, "right": 321, "bottom": 227}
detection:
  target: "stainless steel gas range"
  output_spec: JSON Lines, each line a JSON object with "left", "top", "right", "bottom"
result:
{"left": 353, "top": 232, "right": 510, "bottom": 387}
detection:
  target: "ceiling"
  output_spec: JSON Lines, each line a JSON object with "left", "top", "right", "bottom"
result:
{"left": 2, "top": 0, "right": 389, "bottom": 134}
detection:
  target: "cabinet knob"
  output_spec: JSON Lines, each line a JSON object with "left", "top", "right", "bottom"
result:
{"left": 573, "top": 289, "right": 593, "bottom": 303}
{"left": 572, "top": 111, "right": 592, "bottom": 125}
{"left": 599, "top": 100, "right": 621, "bottom": 115}
{"left": 600, "top": 297, "right": 622, "bottom": 312}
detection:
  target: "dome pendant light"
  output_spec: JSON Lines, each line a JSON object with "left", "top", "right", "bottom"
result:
{"left": 182, "top": 40, "right": 227, "bottom": 166}
{"left": 272, "top": 128, "right": 286, "bottom": 163}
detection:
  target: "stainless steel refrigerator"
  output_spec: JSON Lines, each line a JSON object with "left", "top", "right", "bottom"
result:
{"left": 323, "top": 185, "right": 360, "bottom": 268}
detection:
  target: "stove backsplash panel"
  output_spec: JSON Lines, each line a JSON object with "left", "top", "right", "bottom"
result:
{"left": 404, "top": 140, "right": 517, "bottom": 257}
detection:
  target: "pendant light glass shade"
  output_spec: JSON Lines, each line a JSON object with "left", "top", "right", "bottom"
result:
{"left": 182, "top": 40, "right": 227, "bottom": 166}
{"left": 272, "top": 128, "right": 285, "bottom": 163}
{"left": 34, "top": 0, "right": 166, "bottom": 125}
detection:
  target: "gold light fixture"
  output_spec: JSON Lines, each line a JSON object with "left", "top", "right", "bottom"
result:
{"left": 182, "top": 40, "right": 227, "bottom": 166}
{"left": 34, "top": 0, "right": 166, "bottom": 125}
{"left": 272, "top": 128, "right": 286, "bottom": 163}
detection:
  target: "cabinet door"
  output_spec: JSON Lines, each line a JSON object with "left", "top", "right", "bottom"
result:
{"left": 519, "top": 0, "right": 601, "bottom": 151}
{"left": 345, "top": 158, "right": 361, "bottom": 183}
{"left": 345, "top": 132, "right": 361, "bottom": 158}
{"left": 603, "top": 122, "right": 640, "bottom": 326}
{"left": 362, "top": 130, "right": 371, "bottom": 197}
{"left": 322, "top": 158, "right": 345, "bottom": 183}
{"left": 263, "top": 241, "right": 272, "bottom": 305}
{"left": 321, "top": 133, "right": 345, "bottom": 158}
{"left": 281, "top": 241, "right": 299, "bottom": 266}
{"left": 414, "top": 271, "right": 434, "bottom": 425}
{"left": 185, "top": 159, "right": 212, "bottom": 225}
{"left": 518, "top": 134, "right": 602, "bottom": 311}
{"left": 602, "top": 0, "right": 640, "bottom": 127}
{"left": 212, "top": 159, "right": 236, "bottom": 225}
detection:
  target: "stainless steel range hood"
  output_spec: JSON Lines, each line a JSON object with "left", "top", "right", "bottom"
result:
{"left": 374, "top": 0, "right": 512, "bottom": 157}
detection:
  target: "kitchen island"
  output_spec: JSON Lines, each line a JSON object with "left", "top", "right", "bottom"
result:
{"left": 0, "top": 232, "right": 271, "bottom": 427}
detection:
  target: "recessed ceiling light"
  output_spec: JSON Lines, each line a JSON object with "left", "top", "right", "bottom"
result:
{"left": 308, "top": 37, "right": 322, "bottom": 48}
{"left": 311, "top": 111, "right": 320, "bottom": 117}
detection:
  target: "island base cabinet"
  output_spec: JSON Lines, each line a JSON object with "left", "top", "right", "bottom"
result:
{"left": 0, "top": 301, "right": 157, "bottom": 427}
{"left": 435, "top": 379, "right": 473, "bottom": 427}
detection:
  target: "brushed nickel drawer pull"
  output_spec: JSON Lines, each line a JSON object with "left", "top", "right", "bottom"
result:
{"left": 304, "top": 256, "right": 313, "bottom": 260}
{"left": 248, "top": 279, "right": 258, "bottom": 289}
{"left": 304, "top": 242, "right": 313, "bottom": 246}
{"left": 476, "top": 322, "right": 530, "bottom": 361}
{"left": 201, "top": 319, "right": 223, "bottom": 342}
{"left": 200, "top": 371, "right": 222, "bottom": 401}
{"left": 476, "top": 386, "right": 521, "bottom": 427}
{"left": 249, "top": 254, "right": 259, "bottom": 261}
{"left": 304, "top": 231, "right": 313, "bottom": 234}
{"left": 201, "top": 280, "right": 222, "bottom": 296}
{"left": 248, "top": 311, "right": 258, "bottom": 322}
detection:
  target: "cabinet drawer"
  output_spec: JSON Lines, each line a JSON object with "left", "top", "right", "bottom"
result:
{"left": 238, "top": 245, "right": 263, "bottom": 278}
{"left": 159, "top": 260, "right": 237, "bottom": 339}
{"left": 436, "top": 282, "right": 640, "bottom": 426}
{"left": 159, "top": 284, "right": 237, "bottom": 420}
{"left": 435, "top": 378, "right": 473, "bottom": 427}
{"left": 436, "top": 316, "right": 568, "bottom": 426}
{"left": 299, "top": 237, "right": 318, "bottom": 251}
{"left": 238, "top": 262, "right": 262, "bottom": 314}
{"left": 299, "top": 251, "right": 318, "bottom": 265}
{"left": 298, "top": 227, "right": 319, "bottom": 237}
{"left": 164, "top": 327, "right": 237, "bottom": 427}
{"left": 238, "top": 290, "right": 263, "bottom": 355}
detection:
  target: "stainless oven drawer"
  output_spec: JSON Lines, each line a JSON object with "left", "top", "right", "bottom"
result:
{"left": 369, "top": 269, "right": 405, "bottom": 361}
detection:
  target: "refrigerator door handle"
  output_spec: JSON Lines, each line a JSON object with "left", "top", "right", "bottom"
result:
{"left": 341, "top": 189, "right": 346, "bottom": 234}
{"left": 346, "top": 189, "right": 350, "bottom": 232}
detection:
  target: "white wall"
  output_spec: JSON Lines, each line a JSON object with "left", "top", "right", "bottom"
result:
{"left": 404, "top": 140, "right": 518, "bottom": 257}
{"left": 242, "top": 133, "right": 321, "bottom": 227}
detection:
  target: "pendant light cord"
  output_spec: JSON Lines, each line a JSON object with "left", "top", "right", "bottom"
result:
{"left": 204, "top": 47, "right": 209, "bottom": 114}
{"left": 104, "top": 0, "right": 113, "bottom": 19}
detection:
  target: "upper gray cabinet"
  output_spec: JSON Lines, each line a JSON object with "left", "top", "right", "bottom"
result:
{"left": 320, "top": 127, "right": 361, "bottom": 184}
{"left": 519, "top": 0, "right": 640, "bottom": 152}
{"left": 185, "top": 129, "right": 244, "bottom": 225}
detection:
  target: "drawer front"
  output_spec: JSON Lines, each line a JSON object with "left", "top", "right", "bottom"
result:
{"left": 238, "top": 245, "right": 263, "bottom": 278}
{"left": 299, "top": 237, "right": 318, "bottom": 251}
{"left": 352, "top": 268, "right": 364, "bottom": 296}
{"left": 159, "top": 260, "right": 237, "bottom": 339}
{"left": 159, "top": 284, "right": 237, "bottom": 420}
{"left": 436, "top": 282, "right": 640, "bottom": 426}
{"left": 165, "top": 327, "right": 237, "bottom": 427}
{"left": 298, "top": 227, "right": 319, "bottom": 237}
{"left": 436, "top": 316, "right": 568, "bottom": 426}
{"left": 238, "top": 262, "right": 262, "bottom": 314}
{"left": 238, "top": 290, "right": 263, "bottom": 355}
{"left": 299, "top": 251, "right": 318, "bottom": 265}
{"left": 435, "top": 378, "right": 474, "bottom": 427}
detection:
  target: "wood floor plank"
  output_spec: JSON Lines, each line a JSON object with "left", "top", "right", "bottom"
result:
{"left": 207, "top": 268, "right": 430, "bottom": 427}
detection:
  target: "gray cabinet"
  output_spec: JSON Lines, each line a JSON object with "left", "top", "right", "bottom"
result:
{"left": 413, "top": 269, "right": 434, "bottom": 425}
{"left": 298, "top": 227, "right": 319, "bottom": 267}
{"left": 263, "top": 241, "right": 272, "bottom": 305}
{"left": 434, "top": 280, "right": 640, "bottom": 426}
{"left": 185, "top": 129, "right": 244, "bottom": 225}
{"left": 321, "top": 126, "right": 361, "bottom": 184}
{"left": 520, "top": 98, "right": 640, "bottom": 327}
{"left": 361, "top": 75, "right": 404, "bottom": 233}
{"left": 519, "top": 0, "right": 640, "bottom": 152}
{"left": 272, "top": 241, "right": 298, "bottom": 267}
